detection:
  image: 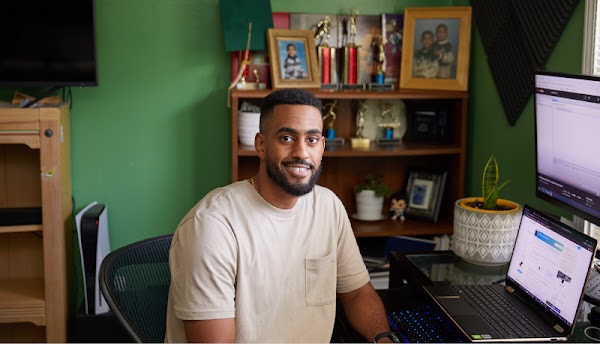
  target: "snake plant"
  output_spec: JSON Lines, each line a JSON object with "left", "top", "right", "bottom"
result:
{"left": 482, "top": 155, "right": 510, "bottom": 210}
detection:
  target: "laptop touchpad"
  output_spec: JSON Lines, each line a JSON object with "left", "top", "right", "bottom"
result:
{"left": 437, "top": 298, "right": 477, "bottom": 316}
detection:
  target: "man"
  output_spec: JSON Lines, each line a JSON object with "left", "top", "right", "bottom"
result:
{"left": 165, "top": 89, "right": 395, "bottom": 343}
{"left": 412, "top": 30, "right": 439, "bottom": 79}
{"left": 432, "top": 23, "right": 455, "bottom": 79}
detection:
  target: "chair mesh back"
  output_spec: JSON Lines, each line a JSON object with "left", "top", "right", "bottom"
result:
{"left": 101, "top": 235, "right": 172, "bottom": 343}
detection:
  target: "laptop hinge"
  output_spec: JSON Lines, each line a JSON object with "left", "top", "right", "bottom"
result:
{"left": 506, "top": 286, "right": 515, "bottom": 293}
{"left": 554, "top": 324, "right": 564, "bottom": 333}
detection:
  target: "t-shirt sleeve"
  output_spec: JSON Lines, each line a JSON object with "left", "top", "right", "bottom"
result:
{"left": 334, "top": 198, "right": 370, "bottom": 293}
{"left": 169, "top": 212, "right": 237, "bottom": 320}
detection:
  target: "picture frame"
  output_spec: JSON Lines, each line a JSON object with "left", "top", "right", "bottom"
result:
{"left": 267, "top": 29, "right": 321, "bottom": 89}
{"left": 399, "top": 6, "right": 472, "bottom": 91}
{"left": 405, "top": 170, "right": 447, "bottom": 222}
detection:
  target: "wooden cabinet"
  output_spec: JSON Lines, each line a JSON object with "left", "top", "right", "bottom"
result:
{"left": 0, "top": 105, "right": 71, "bottom": 342}
{"left": 230, "top": 89, "right": 467, "bottom": 238}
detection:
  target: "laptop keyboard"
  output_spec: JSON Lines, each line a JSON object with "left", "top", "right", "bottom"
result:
{"left": 454, "top": 285, "right": 549, "bottom": 338}
{"left": 388, "top": 304, "right": 465, "bottom": 343}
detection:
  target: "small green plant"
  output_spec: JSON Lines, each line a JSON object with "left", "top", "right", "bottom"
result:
{"left": 354, "top": 174, "right": 392, "bottom": 198}
{"left": 482, "top": 154, "right": 510, "bottom": 210}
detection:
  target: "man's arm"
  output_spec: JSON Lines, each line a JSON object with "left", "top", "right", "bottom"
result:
{"left": 337, "top": 282, "right": 393, "bottom": 343}
{"left": 184, "top": 318, "right": 235, "bottom": 343}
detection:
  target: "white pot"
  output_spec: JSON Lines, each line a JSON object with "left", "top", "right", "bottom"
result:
{"left": 355, "top": 190, "right": 384, "bottom": 221}
{"left": 452, "top": 198, "right": 522, "bottom": 266}
{"left": 238, "top": 111, "right": 260, "bottom": 146}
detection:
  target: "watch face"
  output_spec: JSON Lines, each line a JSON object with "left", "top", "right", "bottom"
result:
{"left": 360, "top": 99, "right": 407, "bottom": 141}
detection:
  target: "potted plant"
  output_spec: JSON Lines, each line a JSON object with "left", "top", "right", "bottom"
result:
{"left": 354, "top": 174, "right": 392, "bottom": 221}
{"left": 453, "top": 155, "right": 522, "bottom": 266}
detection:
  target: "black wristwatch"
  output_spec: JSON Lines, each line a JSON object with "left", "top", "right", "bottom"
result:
{"left": 373, "top": 331, "right": 400, "bottom": 343}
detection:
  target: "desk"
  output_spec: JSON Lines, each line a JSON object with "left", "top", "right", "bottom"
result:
{"left": 383, "top": 251, "right": 597, "bottom": 343}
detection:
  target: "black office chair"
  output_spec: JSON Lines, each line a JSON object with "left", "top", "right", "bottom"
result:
{"left": 99, "top": 234, "right": 173, "bottom": 343}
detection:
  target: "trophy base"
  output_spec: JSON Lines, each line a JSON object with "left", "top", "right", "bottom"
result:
{"left": 236, "top": 82, "right": 267, "bottom": 90}
{"left": 325, "top": 137, "right": 345, "bottom": 145}
{"left": 321, "top": 83, "right": 339, "bottom": 91}
{"left": 368, "top": 83, "right": 395, "bottom": 92}
{"left": 350, "top": 138, "right": 370, "bottom": 149}
{"left": 376, "top": 138, "right": 401, "bottom": 146}
{"left": 340, "top": 83, "right": 366, "bottom": 91}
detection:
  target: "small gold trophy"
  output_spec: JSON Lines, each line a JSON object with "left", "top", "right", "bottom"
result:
{"left": 368, "top": 35, "right": 395, "bottom": 91}
{"left": 351, "top": 101, "right": 370, "bottom": 149}
{"left": 376, "top": 103, "right": 401, "bottom": 145}
{"left": 322, "top": 100, "right": 344, "bottom": 145}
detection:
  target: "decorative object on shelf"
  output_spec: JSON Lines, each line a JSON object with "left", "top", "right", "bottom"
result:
{"left": 405, "top": 101, "right": 450, "bottom": 143}
{"left": 399, "top": 6, "right": 472, "bottom": 91}
{"left": 350, "top": 100, "right": 371, "bottom": 149}
{"left": 354, "top": 174, "right": 392, "bottom": 221}
{"left": 238, "top": 102, "right": 261, "bottom": 147}
{"left": 315, "top": 16, "right": 340, "bottom": 91}
{"left": 341, "top": 9, "right": 366, "bottom": 91}
{"left": 368, "top": 35, "right": 395, "bottom": 92}
{"left": 453, "top": 155, "right": 522, "bottom": 266}
{"left": 405, "top": 169, "right": 447, "bottom": 222}
{"left": 267, "top": 29, "right": 321, "bottom": 89}
{"left": 358, "top": 99, "right": 406, "bottom": 144}
{"left": 382, "top": 14, "right": 404, "bottom": 87}
{"left": 390, "top": 192, "right": 407, "bottom": 222}
{"left": 322, "top": 100, "right": 344, "bottom": 145}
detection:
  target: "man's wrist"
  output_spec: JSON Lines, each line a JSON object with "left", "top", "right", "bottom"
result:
{"left": 373, "top": 331, "right": 399, "bottom": 343}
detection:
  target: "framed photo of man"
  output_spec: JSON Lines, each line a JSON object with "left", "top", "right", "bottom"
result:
{"left": 399, "top": 7, "right": 472, "bottom": 91}
{"left": 267, "top": 29, "right": 320, "bottom": 89}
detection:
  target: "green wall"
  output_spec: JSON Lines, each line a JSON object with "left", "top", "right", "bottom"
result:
{"left": 466, "top": 1, "right": 584, "bottom": 218}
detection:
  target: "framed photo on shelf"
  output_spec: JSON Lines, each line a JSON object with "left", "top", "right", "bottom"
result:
{"left": 399, "top": 6, "right": 472, "bottom": 91}
{"left": 267, "top": 29, "right": 321, "bottom": 89}
{"left": 405, "top": 170, "right": 447, "bottom": 222}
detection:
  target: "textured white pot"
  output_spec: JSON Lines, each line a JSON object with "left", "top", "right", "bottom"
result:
{"left": 355, "top": 190, "right": 384, "bottom": 221}
{"left": 453, "top": 198, "right": 522, "bottom": 266}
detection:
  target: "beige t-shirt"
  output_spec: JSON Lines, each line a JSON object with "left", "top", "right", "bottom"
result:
{"left": 165, "top": 181, "right": 370, "bottom": 343}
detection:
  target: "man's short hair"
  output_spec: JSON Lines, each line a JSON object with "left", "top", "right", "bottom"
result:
{"left": 260, "top": 89, "right": 322, "bottom": 132}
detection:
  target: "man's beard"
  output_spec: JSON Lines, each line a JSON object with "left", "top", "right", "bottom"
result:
{"left": 266, "top": 157, "right": 322, "bottom": 197}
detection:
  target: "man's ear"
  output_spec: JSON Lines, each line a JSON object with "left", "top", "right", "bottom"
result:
{"left": 255, "top": 132, "right": 265, "bottom": 158}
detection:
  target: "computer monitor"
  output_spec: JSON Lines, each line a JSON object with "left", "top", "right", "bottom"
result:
{"left": 534, "top": 71, "right": 600, "bottom": 227}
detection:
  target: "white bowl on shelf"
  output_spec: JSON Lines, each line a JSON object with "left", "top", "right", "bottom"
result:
{"left": 238, "top": 111, "right": 260, "bottom": 147}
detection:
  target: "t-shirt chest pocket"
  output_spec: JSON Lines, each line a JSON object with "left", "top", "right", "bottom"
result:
{"left": 305, "top": 251, "right": 336, "bottom": 306}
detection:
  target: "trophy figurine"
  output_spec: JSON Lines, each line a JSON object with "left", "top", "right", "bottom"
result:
{"left": 315, "top": 16, "right": 339, "bottom": 90}
{"left": 376, "top": 103, "right": 401, "bottom": 145}
{"left": 351, "top": 101, "right": 370, "bottom": 149}
{"left": 322, "top": 100, "right": 344, "bottom": 145}
{"left": 341, "top": 9, "right": 365, "bottom": 91}
{"left": 368, "top": 35, "right": 395, "bottom": 91}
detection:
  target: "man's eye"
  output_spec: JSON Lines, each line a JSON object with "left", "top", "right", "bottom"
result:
{"left": 307, "top": 137, "right": 320, "bottom": 144}
{"left": 281, "top": 136, "right": 293, "bottom": 142}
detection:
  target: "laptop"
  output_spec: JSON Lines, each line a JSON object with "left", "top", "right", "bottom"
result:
{"left": 424, "top": 204, "right": 598, "bottom": 342}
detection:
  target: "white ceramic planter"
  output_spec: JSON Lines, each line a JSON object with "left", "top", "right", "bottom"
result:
{"left": 355, "top": 190, "right": 385, "bottom": 221}
{"left": 452, "top": 198, "right": 522, "bottom": 266}
{"left": 238, "top": 111, "right": 260, "bottom": 146}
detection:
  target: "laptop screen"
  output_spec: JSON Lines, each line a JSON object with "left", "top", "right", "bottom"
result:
{"left": 506, "top": 205, "right": 597, "bottom": 327}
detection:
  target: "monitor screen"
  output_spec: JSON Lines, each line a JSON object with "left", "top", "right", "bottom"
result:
{"left": 0, "top": 0, "right": 97, "bottom": 87}
{"left": 534, "top": 71, "right": 600, "bottom": 226}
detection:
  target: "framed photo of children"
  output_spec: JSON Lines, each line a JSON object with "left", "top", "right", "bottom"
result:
{"left": 405, "top": 170, "right": 447, "bottom": 222}
{"left": 267, "top": 29, "right": 321, "bottom": 89}
{"left": 399, "top": 7, "right": 472, "bottom": 91}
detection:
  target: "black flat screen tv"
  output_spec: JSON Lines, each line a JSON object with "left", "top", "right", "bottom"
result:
{"left": 0, "top": 0, "right": 98, "bottom": 87}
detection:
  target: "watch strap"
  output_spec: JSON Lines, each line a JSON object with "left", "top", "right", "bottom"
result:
{"left": 373, "top": 331, "right": 397, "bottom": 343}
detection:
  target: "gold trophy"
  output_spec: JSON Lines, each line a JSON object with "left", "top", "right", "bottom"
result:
{"left": 315, "top": 16, "right": 339, "bottom": 90}
{"left": 341, "top": 9, "right": 365, "bottom": 91}
{"left": 322, "top": 100, "right": 344, "bottom": 145}
{"left": 351, "top": 101, "right": 370, "bottom": 149}
{"left": 369, "top": 35, "right": 395, "bottom": 91}
{"left": 376, "top": 103, "right": 401, "bottom": 145}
